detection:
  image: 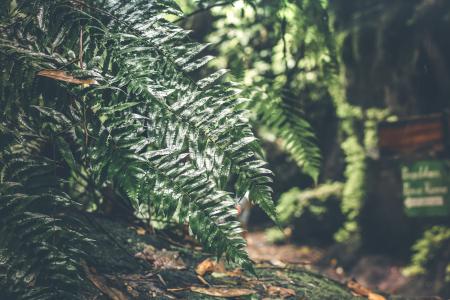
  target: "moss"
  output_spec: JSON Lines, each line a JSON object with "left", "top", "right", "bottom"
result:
{"left": 82, "top": 215, "right": 367, "bottom": 299}
{"left": 265, "top": 227, "right": 286, "bottom": 244}
{"left": 279, "top": 268, "right": 359, "bottom": 300}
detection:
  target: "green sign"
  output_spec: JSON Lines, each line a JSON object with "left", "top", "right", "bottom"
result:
{"left": 401, "top": 160, "right": 450, "bottom": 217}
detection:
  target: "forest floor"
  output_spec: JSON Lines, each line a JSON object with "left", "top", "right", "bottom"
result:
{"left": 82, "top": 215, "right": 363, "bottom": 299}
{"left": 79, "top": 214, "right": 445, "bottom": 300}
{"left": 246, "top": 231, "right": 444, "bottom": 299}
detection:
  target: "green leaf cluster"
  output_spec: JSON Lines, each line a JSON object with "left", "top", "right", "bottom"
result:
{"left": 0, "top": 0, "right": 280, "bottom": 297}
{"left": 205, "top": 0, "right": 324, "bottom": 182}
{"left": 404, "top": 226, "right": 450, "bottom": 281}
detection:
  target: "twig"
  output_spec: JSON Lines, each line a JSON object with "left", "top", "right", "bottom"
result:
{"left": 157, "top": 274, "right": 167, "bottom": 286}
{"left": 166, "top": 287, "right": 189, "bottom": 292}
{"left": 197, "top": 275, "right": 210, "bottom": 286}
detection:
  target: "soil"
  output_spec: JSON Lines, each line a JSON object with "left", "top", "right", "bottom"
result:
{"left": 75, "top": 214, "right": 447, "bottom": 299}
{"left": 80, "top": 215, "right": 364, "bottom": 299}
{"left": 246, "top": 231, "right": 446, "bottom": 299}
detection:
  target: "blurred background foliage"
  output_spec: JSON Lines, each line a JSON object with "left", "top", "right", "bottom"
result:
{"left": 176, "top": 0, "right": 450, "bottom": 293}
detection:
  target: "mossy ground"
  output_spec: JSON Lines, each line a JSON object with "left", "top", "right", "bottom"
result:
{"left": 80, "top": 215, "right": 403, "bottom": 299}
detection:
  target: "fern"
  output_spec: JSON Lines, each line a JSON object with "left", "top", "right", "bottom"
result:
{"left": 404, "top": 226, "right": 450, "bottom": 280}
{"left": 276, "top": 182, "right": 343, "bottom": 225}
{"left": 0, "top": 0, "right": 279, "bottom": 296}
{"left": 0, "top": 121, "right": 93, "bottom": 299}
{"left": 204, "top": 0, "right": 323, "bottom": 182}
{"left": 251, "top": 86, "right": 321, "bottom": 182}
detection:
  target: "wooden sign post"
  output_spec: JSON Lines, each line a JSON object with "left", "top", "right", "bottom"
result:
{"left": 378, "top": 113, "right": 450, "bottom": 217}
{"left": 401, "top": 160, "right": 450, "bottom": 217}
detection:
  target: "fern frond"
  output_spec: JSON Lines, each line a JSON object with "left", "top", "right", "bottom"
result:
{"left": 252, "top": 86, "right": 321, "bottom": 183}
{"left": 0, "top": 2, "right": 277, "bottom": 294}
{"left": 0, "top": 127, "right": 93, "bottom": 300}
{"left": 101, "top": 5, "right": 276, "bottom": 218}
{"left": 88, "top": 112, "right": 252, "bottom": 266}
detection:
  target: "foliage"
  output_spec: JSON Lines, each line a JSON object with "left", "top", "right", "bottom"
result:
{"left": 0, "top": 127, "right": 94, "bottom": 299}
{"left": 404, "top": 226, "right": 450, "bottom": 281}
{"left": 196, "top": 0, "right": 371, "bottom": 241}
{"left": 184, "top": 0, "right": 450, "bottom": 287}
{"left": 202, "top": 0, "right": 362, "bottom": 241}
{"left": 324, "top": 12, "right": 392, "bottom": 243}
{"left": 328, "top": 0, "right": 450, "bottom": 244}
{"left": 205, "top": 0, "right": 323, "bottom": 182}
{"left": 276, "top": 182, "right": 343, "bottom": 226}
{"left": 201, "top": 0, "right": 370, "bottom": 241}
{"left": 0, "top": 0, "right": 289, "bottom": 297}
{"left": 271, "top": 182, "right": 344, "bottom": 243}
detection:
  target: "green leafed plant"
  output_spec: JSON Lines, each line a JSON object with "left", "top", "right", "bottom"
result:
{"left": 277, "top": 182, "right": 343, "bottom": 225}
{"left": 404, "top": 226, "right": 450, "bottom": 282}
{"left": 0, "top": 0, "right": 287, "bottom": 297}
{"left": 205, "top": 0, "right": 323, "bottom": 182}
{"left": 270, "top": 182, "right": 345, "bottom": 244}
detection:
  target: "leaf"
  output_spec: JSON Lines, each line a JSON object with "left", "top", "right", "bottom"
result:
{"left": 347, "top": 280, "right": 386, "bottom": 300}
{"left": 368, "top": 292, "right": 387, "bottom": 300}
{"left": 37, "top": 69, "right": 98, "bottom": 86}
{"left": 134, "top": 245, "right": 186, "bottom": 270}
{"left": 56, "top": 137, "right": 77, "bottom": 171}
{"left": 195, "top": 258, "right": 226, "bottom": 276}
{"left": 31, "top": 106, "right": 72, "bottom": 127}
{"left": 266, "top": 286, "right": 296, "bottom": 299}
{"left": 135, "top": 227, "right": 146, "bottom": 235}
{"left": 190, "top": 286, "right": 256, "bottom": 297}
{"left": 211, "top": 268, "right": 243, "bottom": 278}
{"left": 196, "top": 258, "right": 218, "bottom": 276}
{"left": 253, "top": 89, "right": 321, "bottom": 183}
{"left": 347, "top": 279, "right": 371, "bottom": 296}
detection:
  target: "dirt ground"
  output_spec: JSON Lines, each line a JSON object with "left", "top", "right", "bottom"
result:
{"left": 246, "top": 231, "right": 444, "bottom": 299}
{"left": 83, "top": 216, "right": 364, "bottom": 299}
{"left": 77, "top": 215, "right": 444, "bottom": 299}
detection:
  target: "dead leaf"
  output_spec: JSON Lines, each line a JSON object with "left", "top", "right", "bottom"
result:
{"left": 195, "top": 258, "right": 225, "bottom": 276}
{"left": 368, "top": 292, "right": 387, "bottom": 300}
{"left": 211, "top": 268, "right": 243, "bottom": 278}
{"left": 136, "top": 227, "right": 146, "bottom": 235}
{"left": 190, "top": 286, "right": 256, "bottom": 297}
{"left": 135, "top": 245, "right": 186, "bottom": 270}
{"left": 267, "top": 286, "right": 296, "bottom": 299}
{"left": 236, "top": 203, "right": 242, "bottom": 215}
{"left": 269, "top": 259, "right": 286, "bottom": 267}
{"left": 347, "top": 279, "right": 386, "bottom": 300}
{"left": 37, "top": 69, "right": 98, "bottom": 86}
{"left": 166, "top": 287, "right": 189, "bottom": 292}
{"left": 347, "top": 279, "right": 371, "bottom": 296}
